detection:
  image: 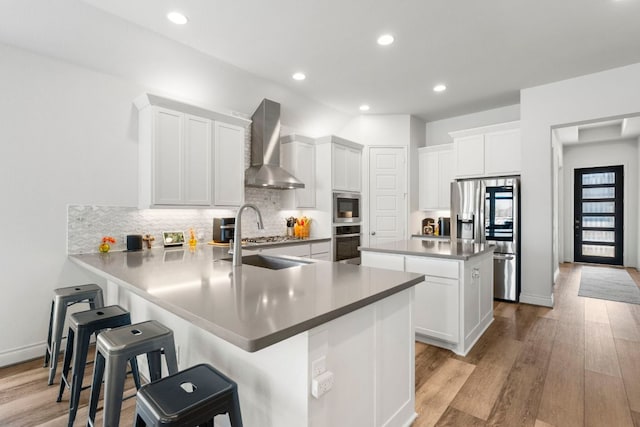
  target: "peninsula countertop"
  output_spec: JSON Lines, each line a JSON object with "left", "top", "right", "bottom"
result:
{"left": 70, "top": 247, "right": 423, "bottom": 352}
{"left": 359, "top": 239, "right": 494, "bottom": 260}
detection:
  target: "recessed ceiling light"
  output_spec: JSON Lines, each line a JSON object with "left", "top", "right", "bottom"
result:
{"left": 377, "top": 34, "right": 395, "bottom": 46}
{"left": 292, "top": 72, "right": 306, "bottom": 81}
{"left": 167, "top": 12, "right": 188, "bottom": 25}
{"left": 433, "top": 84, "right": 447, "bottom": 93}
{"left": 359, "top": 104, "right": 370, "bottom": 112}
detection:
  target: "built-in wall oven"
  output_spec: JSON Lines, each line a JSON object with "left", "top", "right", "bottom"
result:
{"left": 334, "top": 225, "right": 361, "bottom": 264}
{"left": 333, "top": 192, "right": 361, "bottom": 223}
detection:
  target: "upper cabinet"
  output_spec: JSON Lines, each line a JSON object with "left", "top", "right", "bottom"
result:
{"left": 213, "top": 121, "right": 245, "bottom": 207}
{"left": 281, "top": 134, "right": 316, "bottom": 208}
{"left": 419, "top": 144, "right": 454, "bottom": 210}
{"left": 450, "top": 121, "right": 521, "bottom": 178}
{"left": 134, "top": 94, "right": 249, "bottom": 208}
{"left": 317, "top": 137, "right": 363, "bottom": 193}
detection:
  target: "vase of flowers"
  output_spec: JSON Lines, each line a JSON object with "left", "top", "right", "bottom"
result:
{"left": 99, "top": 236, "right": 116, "bottom": 253}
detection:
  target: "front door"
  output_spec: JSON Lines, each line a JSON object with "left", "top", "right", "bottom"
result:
{"left": 574, "top": 165, "right": 623, "bottom": 265}
{"left": 369, "top": 147, "right": 407, "bottom": 246}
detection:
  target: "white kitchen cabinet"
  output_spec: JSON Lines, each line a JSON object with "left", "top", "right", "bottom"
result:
{"left": 361, "top": 250, "right": 494, "bottom": 356}
{"left": 135, "top": 93, "right": 250, "bottom": 208}
{"left": 310, "top": 241, "right": 331, "bottom": 260}
{"left": 484, "top": 128, "right": 521, "bottom": 176}
{"left": 281, "top": 134, "right": 316, "bottom": 208}
{"left": 330, "top": 139, "right": 362, "bottom": 192}
{"left": 151, "top": 108, "right": 212, "bottom": 206}
{"left": 418, "top": 144, "right": 454, "bottom": 210}
{"left": 213, "top": 121, "right": 244, "bottom": 207}
{"left": 450, "top": 121, "right": 521, "bottom": 178}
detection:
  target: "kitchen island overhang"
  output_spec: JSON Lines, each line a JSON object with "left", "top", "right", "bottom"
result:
{"left": 69, "top": 246, "right": 424, "bottom": 426}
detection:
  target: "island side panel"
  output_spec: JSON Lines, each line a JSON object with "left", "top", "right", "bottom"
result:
{"left": 308, "top": 288, "right": 416, "bottom": 427}
{"left": 107, "top": 280, "right": 311, "bottom": 427}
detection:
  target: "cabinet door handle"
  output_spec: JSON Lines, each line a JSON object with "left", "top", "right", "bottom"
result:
{"left": 371, "top": 231, "right": 376, "bottom": 236}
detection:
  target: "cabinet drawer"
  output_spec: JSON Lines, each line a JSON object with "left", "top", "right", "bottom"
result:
{"left": 405, "top": 256, "right": 459, "bottom": 279}
{"left": 361, "top": 252, "right": 405, "bottom": 271}
{"left": 310, "top": 241, "right": 330, "bottom": 255}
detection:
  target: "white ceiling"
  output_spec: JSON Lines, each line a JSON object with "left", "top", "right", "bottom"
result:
{"left": 77, "top": 0, "right": 640, "bottom": 121}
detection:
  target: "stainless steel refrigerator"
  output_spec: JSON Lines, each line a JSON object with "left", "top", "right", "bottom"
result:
{"left": 451, "top": 177, "right": 520, "bottom": 302}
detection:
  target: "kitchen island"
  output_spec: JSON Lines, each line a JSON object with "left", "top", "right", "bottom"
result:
{"left": 360, "top": 239, "right": 494, "bottom": 356}
{"left": 70, "top": 246, "right": 423, "bottom": 427}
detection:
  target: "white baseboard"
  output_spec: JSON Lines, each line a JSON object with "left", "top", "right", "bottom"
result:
{"left": 519, "top": 292, "right": 554, "bottom": 308}
{"left": 0, "top": 341, "right": 46, "bottom": 368}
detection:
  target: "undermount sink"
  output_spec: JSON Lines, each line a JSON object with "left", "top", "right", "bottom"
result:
{"left": 222, "top": 254, "right": 313, "bottom": 270}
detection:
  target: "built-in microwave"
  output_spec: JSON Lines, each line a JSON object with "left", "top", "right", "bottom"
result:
{"left": 333, "top": 192, "right": 361, "bottom": 223}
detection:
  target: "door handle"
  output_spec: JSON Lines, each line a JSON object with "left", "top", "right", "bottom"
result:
{"left": 371, "top": 231, "right": 376, "bottom": 236}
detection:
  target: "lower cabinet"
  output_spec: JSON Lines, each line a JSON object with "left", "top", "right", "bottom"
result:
{"left": 361, "top": 250, "right": 494, "bottom": 356}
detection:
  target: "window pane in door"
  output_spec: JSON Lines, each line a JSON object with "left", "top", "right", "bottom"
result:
{"left": 582, "top": 244, "right": 615, "bottom": 257}
{"left": 582, "top": 172, "right": 615, "bottom": 185}
{"left": 582, "top": 216, "right": 615, "bottom": 228}
{"left": 582, "top": 187, "right": 615, "bottom": 199}
{"left": 582, "top": 230, "right": 615, "bottom": 242}
{"left": 582, "top": 202, "right": 615, "bottom": 213}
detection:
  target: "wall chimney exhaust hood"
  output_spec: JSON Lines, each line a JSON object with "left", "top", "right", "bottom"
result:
{"left": 245, "top": 99, "right": 305, "bottom": 189}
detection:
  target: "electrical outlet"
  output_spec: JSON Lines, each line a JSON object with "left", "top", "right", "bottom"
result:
{"left": 311, "top": 371, "right": 334, "bottom": 398}
{"left": 311, "top": 356, "right": 326, "bottom": 378}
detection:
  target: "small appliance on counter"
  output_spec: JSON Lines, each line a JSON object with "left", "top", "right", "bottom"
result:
{"left": 213, "top": 218, "right": 235, "bottom": 243}
{"left": 438, "top": 217, "right": 451, "bottom": 236}
{"left": 126, "top": 234, "right": 143, "bottom": 251}
{"left": 421, "top": 218, "right": 435, "bottom": 235}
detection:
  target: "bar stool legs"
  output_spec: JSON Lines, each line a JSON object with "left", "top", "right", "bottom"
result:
{"left": 55, "top": 305, "right": 140, "bottom": 427}
{"left": 87, "top": 320, "right": 178, "bottom": 427}
{"left": 44, "top": 284, "right": 104, "bottom": 385}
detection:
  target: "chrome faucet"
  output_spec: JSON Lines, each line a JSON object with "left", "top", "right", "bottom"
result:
{"left": 232, "top": 203, "right": 264, "bottom": 267}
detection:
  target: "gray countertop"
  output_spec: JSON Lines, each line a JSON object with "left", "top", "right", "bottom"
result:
{"left": 70, "top": 246, "right": 423, "bottom": 352}
{"left": 359, "top": 239, "right": 494, "bottom": 260}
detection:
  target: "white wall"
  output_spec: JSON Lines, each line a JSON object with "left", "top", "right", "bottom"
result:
{"left": 0, "top": 35, "right": 350, "bottom": 365}
{"left": 520, "top": 62, "right": 640, "bottom": 307}
{"left": 562, "top": 140, "right": 638, "bottom": 267}
{"left": 425, "top": 104, "right": 520, "bottom": 147}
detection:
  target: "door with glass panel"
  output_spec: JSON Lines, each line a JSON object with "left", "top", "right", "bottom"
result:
{"left": 574, "top": 166, "right": 623, "bottom": 265}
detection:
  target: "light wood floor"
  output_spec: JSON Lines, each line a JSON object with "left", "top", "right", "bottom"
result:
{"left": 1, "top": 263, "right": 639, "bottom": 426}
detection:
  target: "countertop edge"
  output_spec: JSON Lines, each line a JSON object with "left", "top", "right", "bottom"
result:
{"left": 69, "top": 255, "right": 424, "bottom": 352}
{"left": 359, "top": 245, "right": 495, "bottom": 260}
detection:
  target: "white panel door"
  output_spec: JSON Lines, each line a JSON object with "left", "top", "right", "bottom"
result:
{"left": 153, "top": 108, "right": 183, "bottom": 205}
{"left": 183, "top": 114, "right": 211, "bottom": 205}
{"left": 214, "top": 122, "right": 244, "bottom": 206}
{"left": 369, "top": 147, "right": 407, "bottom": 246}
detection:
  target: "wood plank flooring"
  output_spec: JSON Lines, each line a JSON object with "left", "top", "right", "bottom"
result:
{"left": 0, "top": 263, "right": 639, "bottom": 426}
{"left": 415, "top": 263, "right": 639, "bottom": 427}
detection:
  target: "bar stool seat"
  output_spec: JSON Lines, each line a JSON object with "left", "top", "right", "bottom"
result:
{"left": 44, "top": 284, "right": 104, "bottom": 385}
{"left": 87, "top": 320, "right": 179, "bottom": 427}
{"left": 134, "top": 363, "right": 243, "bottom": 427}
{"left": 56, "top": 305, "right": 141, "bottom": 427}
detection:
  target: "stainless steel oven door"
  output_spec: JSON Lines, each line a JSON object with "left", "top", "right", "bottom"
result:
{"left": 334, "top": 233, "right": 361, "bottom": 263}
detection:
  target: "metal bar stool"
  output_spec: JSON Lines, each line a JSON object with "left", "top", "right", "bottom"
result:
{"left": 56, "top": 305, "right": 141, "bottom": 427}
{"left": 44, "top": 284, "right": 104, "bottom": 385}
{"left": 134, "top": 363, "right": 243, "bottom": 427}
{"left": 87, "top": 320, "right": 179, "bottom": 427}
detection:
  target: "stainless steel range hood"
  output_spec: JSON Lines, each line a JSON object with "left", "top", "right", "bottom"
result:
{"left": 245, "top": 99, "right": 305, "bottom": 189}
